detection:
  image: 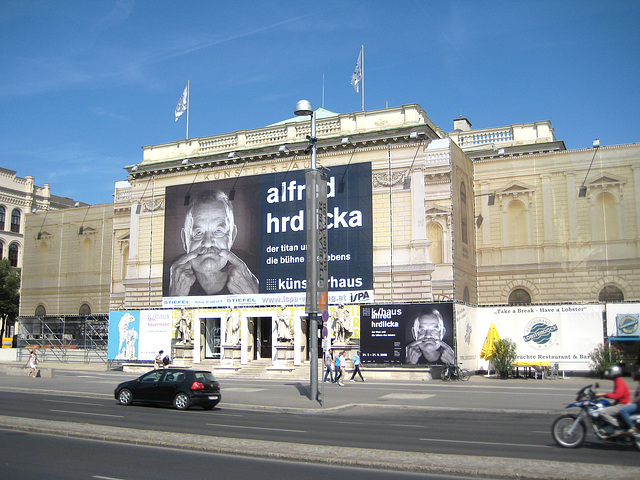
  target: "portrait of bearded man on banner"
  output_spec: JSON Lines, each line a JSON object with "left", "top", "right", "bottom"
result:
{"left": 405, "top": 308, "right": 455, "bottom": 365}
{"left": 163, "top": 180, "right": 260, "bottom": 298}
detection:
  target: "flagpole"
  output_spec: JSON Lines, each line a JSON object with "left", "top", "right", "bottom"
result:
{"left": 186, "top": 80, "right": 190, "bottom": 140}
{"left": 361, "top": 45, "right": 364, "bottom": 111}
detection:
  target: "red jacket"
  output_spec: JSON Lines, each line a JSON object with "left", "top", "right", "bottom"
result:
{"left": 604, "top": 377, "right": 631, "bottom": 405}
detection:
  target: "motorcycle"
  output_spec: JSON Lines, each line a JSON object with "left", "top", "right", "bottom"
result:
{"left": 552, "top": 382, "right": 640, "bottom": 450}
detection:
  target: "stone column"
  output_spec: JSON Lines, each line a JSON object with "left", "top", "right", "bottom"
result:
{"left": 409, "top": 167, "right": 431, "bottom": 264}
{"left": 541, "top": 174, "right": 553, "bottom": 242}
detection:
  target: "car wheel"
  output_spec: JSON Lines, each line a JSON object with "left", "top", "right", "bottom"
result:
{"left": 173, "top": 392, "right": 191, "bottom": 410}
{"left": 118, "top": 388, "right": 133, "bottom": 406}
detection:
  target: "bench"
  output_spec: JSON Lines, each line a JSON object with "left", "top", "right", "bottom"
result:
{"left": 122, "top": 363, "right": 155, "bottom": 374}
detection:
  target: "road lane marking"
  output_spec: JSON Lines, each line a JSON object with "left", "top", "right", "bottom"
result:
{"left": 332, "top": 420, "right": 425, "bottom": 429}
{"left": 45, "top": 399, "right": 104, "bottom": 406}
{"left": 420, "top": 438, "right": 550, "bottom": 448}
{"left": 222, "top": 387, "right": 267, "bottom": 393}
{"left": 206, "top": 423, "right": 305, "bottom": 433}
{"left": 51, "top": 409, "right": 124, "bottom": 418}
{"left": 379, "top": 393, "right": 436, "bottom": 400}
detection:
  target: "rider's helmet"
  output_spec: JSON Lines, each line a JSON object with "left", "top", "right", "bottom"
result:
{"left": 603, "top": 365, "right": 623, "bottom": 380}
{"left": 633, "top": 365, "right": 640, "bottom": 381}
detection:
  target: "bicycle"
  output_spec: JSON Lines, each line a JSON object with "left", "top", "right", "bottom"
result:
{"left": 441, "top": 363, "right": 471, "bottom": 381}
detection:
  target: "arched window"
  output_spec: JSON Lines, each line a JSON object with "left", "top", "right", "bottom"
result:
{"left": 594, "top": 192, "right": 618, "bottom": 241}
{"left": 35, "top": 305, "right": 46, "bottom": 316}
{"left": 460, "top": 182, "right": 468, "bottom": 244}
{"left": 506, "top": 200, "right": 527, "bottom": 246}
{"left": 599, "top": 285, "right": 624, "bottom": 302}
{"left": 463, "top": 286, "right": 471, "bottom": 303}
{"left": 39, "top": 241, "right": 49, "bottom": 275}
{"left": 427, "top": 222, "right": 444, "bottom": 264}
{"left": 81, "top": 237, "right": 93, "bottom": 269}
{"left": 0, "top": 206, "right": 5, "bottom": 230}
{"left": 79, "top": 303, "right": 91, "bottom": 315}
{"left": 8, "top": 244, "right": 18, "bottom": 267}
{"left": 0, "top": 241, "right": 3, "bottom": 260}
{"left": 508, "top": 288, "right": 531, "bottom": 304}
{"left": 10, "top": 209, "right": 21, "bottom": 233}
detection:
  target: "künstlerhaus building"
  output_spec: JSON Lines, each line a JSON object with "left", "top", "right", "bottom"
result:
{"left": 18, "top": 104, "right": 640, "bottom": 374}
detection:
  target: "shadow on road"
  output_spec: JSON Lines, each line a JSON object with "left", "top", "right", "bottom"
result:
{"left": 289, "top": 382, "right": 311, "bottom": 400}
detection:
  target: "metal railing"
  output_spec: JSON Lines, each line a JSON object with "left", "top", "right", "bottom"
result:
{"left": 17, "top": 314, "right": 108, "bottom": 364}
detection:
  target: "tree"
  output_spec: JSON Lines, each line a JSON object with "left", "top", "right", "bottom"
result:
{"left": 588, "top": 343, "right": 622, "bottom": 378}
{"left": 0, "top": 259, "right": 20, "bottom": 341}
{"left": 492, "top": 338, "right": 517, "bottom": 378}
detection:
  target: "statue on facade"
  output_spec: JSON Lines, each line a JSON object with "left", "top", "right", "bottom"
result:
{"left": 332, "top": 304, "right": 353, "bottom": 344}
{"left": 276, "top": 305, "right": 292, "bottom": 343}
{"left": 116, "top": 312, "right": 138, "bottom": 360}
{"left": 174, "top": 308, "right": 192, "bottom": 345}
{"left": 225, "top": 308, "right": 241, "bottom": 346}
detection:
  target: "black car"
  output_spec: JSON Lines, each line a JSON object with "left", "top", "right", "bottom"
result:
{"left": 114, "top": 368, "right": 221, "bottom": 410}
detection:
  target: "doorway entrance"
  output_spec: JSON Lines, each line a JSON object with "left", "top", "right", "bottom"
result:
{"left": 252, "top": 317, "right": 272, "bottom": 360}
{"left": 202, "top": 317, "right": 221, "bottom": 359}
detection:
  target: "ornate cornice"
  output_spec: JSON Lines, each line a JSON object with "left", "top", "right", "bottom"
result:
{"left": 373, "top": 172, "right": 405, "bottom": 188}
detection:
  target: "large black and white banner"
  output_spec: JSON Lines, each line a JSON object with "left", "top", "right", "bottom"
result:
{"left": 162, "top": 162, "right": 373, "bottom": 308}
{"left": 360, "top": 303, "right": 454, "bottom": 365}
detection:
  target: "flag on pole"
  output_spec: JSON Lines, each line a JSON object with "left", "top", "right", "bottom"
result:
{"left": 174, "top": 83, "right": 188, "bottom": 121}
{"left": 350, "top": 49, "right": 362, "bottom": 93}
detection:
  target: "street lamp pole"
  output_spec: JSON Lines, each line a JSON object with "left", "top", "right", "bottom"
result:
{"left": 294, "top": 100, "right": 327, "bottom": 402}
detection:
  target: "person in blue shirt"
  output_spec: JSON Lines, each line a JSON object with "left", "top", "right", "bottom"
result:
{"left": 334, "top": 352, "right": 344, "bottom": 386}
{"left": 350, "top": 350, "right": 365, "bottom": 382}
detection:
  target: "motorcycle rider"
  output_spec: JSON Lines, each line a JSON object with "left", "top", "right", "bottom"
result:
{"left": 595, "top": 364, "right": 630, "bottom": 436}
{"left": 618, "top": 365, "right": 640, "bottom": 435}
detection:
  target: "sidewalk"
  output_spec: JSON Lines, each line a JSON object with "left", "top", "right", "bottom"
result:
{"left": 1, "top": 359, "right": 627, "bottom": 414}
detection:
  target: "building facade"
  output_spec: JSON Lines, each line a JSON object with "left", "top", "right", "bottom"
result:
{"left": 0, "top": 168, "right": 83, "bottom": 270}
{"left": 20, "top": 203, "right": 114, "bottom": 317}
{"left": 19, "top": 104, "right": 640, "bottom": 369}
{"left": 451, "top": 119, "right": 640, "bottom": 305}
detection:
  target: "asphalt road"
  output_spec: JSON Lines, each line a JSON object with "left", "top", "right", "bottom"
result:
{"left": 1, "top": 365, "right": 639, "bottom": 480}
{"left": 0, "top": 389, "right": 637, "bottom": 467}
{"left": 0, "top": 430, "right": 479, "bottom": 480}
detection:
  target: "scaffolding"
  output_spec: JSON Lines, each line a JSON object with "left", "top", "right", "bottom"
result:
{"left": 17, "top": 314, "right": 109, "bottom": 364}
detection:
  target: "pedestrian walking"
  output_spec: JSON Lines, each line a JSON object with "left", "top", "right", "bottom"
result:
{"left": 350, "top": 350, "right": 365, "bottom": 382}
{"left": 335, "top": 351, "right": 346, "bottom": 386}
{"left": 334, "top": 351, "right": 344, "bottom": 386}
{"left": 323, "top": 348, "right": 335, "bottom": 383}
{"left": 26, "top": 350, "right": 38, "bottom": 378}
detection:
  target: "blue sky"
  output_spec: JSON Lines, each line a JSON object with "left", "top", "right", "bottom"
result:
{"left": 1, "top": 1, "right": 638, "bottom": 205}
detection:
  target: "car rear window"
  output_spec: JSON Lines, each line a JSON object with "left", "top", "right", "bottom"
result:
{"left": 194, "top": 372, "right": 216, "bottom": 382}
